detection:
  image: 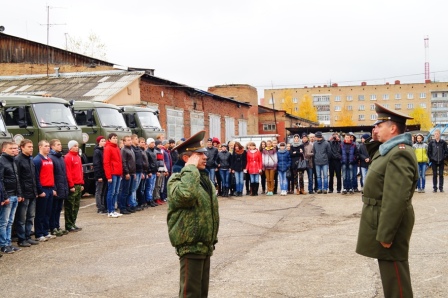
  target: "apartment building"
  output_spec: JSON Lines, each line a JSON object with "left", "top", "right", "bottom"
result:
{"left": 264, "top": 81, "right": 448, "bottom": 126}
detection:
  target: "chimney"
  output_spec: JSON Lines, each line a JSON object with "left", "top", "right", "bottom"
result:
{"left": 394, "top": 80, "right": 400, "bottom": 85}
{"left": 54, "top": 67, "right": 60, "bottom": 78}
{"left": 361, "top": 82, "right": 367, "bottom": 86}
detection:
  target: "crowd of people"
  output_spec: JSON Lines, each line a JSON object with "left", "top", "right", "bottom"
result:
{"left": 0, "top": 139, "right": 83, "bottom": 256}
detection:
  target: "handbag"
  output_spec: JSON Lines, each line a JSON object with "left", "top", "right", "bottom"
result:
{"left": 286, "top": 168, "right": 291, "bottom": 178}
{"left": 296, "top": 159, "right": 308, "bottom": 171}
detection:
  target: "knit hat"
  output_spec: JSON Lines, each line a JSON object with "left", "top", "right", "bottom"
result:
{"left": 301, "top": 133, "right": 308, "bottom": 138}
{"left": 207, "top": 138, "right": 213, "bottom": 142}
{"left": 212, "top": 137, "right": 220, "bottom": 144}
{"left": 96, "top": 135, "right": 105, "bottom": 144}
{"left": 169, "top": 139, "right": 175, "bottom": 144}
{"left": 68, "top": 140, "right": 78, "bottom": 150}
{"left": 315, "top": 131, "right": 323, "bottom": 138}
{"left": 155, "top": 140, "right": 162, "bottom": 146}
{"left": 146, "top": 138, "right": 155, "bottom": 145}
{"left": 362, "top": 133, "right": 371, "bottom": 140}
{"left": 162, "top": 140, "right": 169, "bottom": 146}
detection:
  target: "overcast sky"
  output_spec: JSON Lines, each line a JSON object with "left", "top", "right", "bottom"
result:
{"left": 2, "top": 0, "right": 448, "bottom": 98}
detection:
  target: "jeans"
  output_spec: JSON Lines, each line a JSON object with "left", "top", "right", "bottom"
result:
{"left": 342, "top": 163, "right": 354, "bottom": 190}
{"left": 219, "top": 169, "right": 230, "bottom": 188}
{"left": 145, "top": 174, "right": 157, "bottom": 201}
{"left": 50, "top": 197, "right": 64, "bottom": 230}
{"left": 417, "top": 163, "right": 427, "bottom": 190}
{"left": 306, "top": 167, "right": 314, "bottom": 193}
{"left": 278, "top": 171, "right": 288, "bottom": 191}
{"left": 120, "top": 175, "right": 133, "bottom": 210}
{"left": 361, "top": 167, "right": 368, "bottom": 186}
{"left": 329, "top": 159, "right": 342, "bottom": 192}
{"left": 234, "top": 171, "right": 244, "bottom": 192}
{"left": 35, "top": 188, "right": 53, "bottom": 238}
{"left": 95, "top": 179, "right": 107, "bottom": 211}
{"left": 0, "top": 196, "right": 18, "bottom": 247}
{"left": 249, "top": 174, "right": 259, "bottom": 183}
{"left": 14, "top": 197, "right": 36, "bottom": 242}
{"left": 352, "top": 165, "right": 358, "bottom": 190}
{"left": 207, "top": 168, "right": 216, "bottom": 185}
{"left": 431, "top": 162, "right": 444, "bottom": 191}
{"left": 107, "top": 175, "right": 122, "bottom": 214}
{"left": 130, "top": 172, "right": 142, "bottom": 208}
{"left": 315, "top": 164, "right": 329, "bottom": 190}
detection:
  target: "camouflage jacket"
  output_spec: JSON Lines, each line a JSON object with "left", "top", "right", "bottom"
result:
{"left": 167, "top": 164, "right": 219, "bottom": 257}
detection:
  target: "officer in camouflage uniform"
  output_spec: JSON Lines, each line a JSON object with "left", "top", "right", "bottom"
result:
{"left": 167, "top": 130, "right": 220, "bottom": 298}
{"left": 356, "top": 103, "right": 418, "bottom": 298}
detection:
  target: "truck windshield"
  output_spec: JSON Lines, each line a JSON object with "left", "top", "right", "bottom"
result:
{"left": 136, "top": 111, "right": 161, "bottom": 129}
{"left": 33, "top": 103, "right": 77, "bottom": 127}
{"left": 97, "top": 108, "right": 127, "bottom": 128}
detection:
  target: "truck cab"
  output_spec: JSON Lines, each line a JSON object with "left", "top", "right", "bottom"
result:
{"left": 120, "top": 105, "right": 164, "bottom": 140}
{"left": 72, "top": 101, "right": 131, "bottom": 162}
{"left": 0, "top": 95, "right": 82, "bottom": 155}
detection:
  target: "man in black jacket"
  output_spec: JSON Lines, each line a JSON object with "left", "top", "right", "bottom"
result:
{"left": 14, "top": 139, "right": 39, "bottom": 247}
{"left": 130, "top": 134, "right": 144, "bottom": 211}
{"left": 427, "top": 129, "right": 448, "bottom": 192}
{"left": 48, "top": 139, "right": 69, "bottom": 236}
{"left": 204, "top": 138, "right": 218, "bottom": 185}
{"left": 145, "top": 138, "right": 159, "bottom": 207}
{"left": 120, "top": 136, "right": 136, "bottom": 214}
{"left": 328, "top": 133, "right": 342, "bottom": 193}
{"left": 0, "top": 141, "right": 23, "bottom": 254}
{"left": 93, "top": 136, "right": 107, "bottom": 213}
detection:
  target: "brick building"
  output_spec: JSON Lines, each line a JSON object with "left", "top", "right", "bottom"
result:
{"left": 0, "top": 32, "right": 251, "bottom": 141}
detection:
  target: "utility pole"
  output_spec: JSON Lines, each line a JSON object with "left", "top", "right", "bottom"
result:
{"left": 40, "top": 5, "right": 66, "bottom": 76}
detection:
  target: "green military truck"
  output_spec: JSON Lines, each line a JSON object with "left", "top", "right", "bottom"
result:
{"left": 72, "top": 101, "right": 132, "bottom": 194}
{"left": 0, "top": 95, "right": 82, "bottom": 154}
{"left": 0, "top": 100, "right": 13, "bottom": 144}
{"left": 120, "top": 105, "right": 164, "bottom": 140}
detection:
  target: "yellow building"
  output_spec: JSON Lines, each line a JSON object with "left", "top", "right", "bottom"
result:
{"left": 264, "top": 80, "right": 448, "bottom": 127}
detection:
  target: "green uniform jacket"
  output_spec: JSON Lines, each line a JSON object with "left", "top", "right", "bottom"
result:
{"left": 356, "top": 133, "right": 418, "bottom": 261}
{"left": 167, "top": 165, "right": 219, "bottom": 257}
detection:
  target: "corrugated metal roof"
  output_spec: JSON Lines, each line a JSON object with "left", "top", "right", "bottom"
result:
{"left": 0, "top": 70, "right": 144, "bottom": 102}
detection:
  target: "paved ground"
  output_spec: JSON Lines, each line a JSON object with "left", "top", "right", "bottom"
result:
{"left": 0, "top": 182, "right": 447, "bottom": 298}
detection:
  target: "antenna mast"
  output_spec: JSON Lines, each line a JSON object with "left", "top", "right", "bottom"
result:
{"left": 424, "top": 36, "right": 430, "bottom": 83}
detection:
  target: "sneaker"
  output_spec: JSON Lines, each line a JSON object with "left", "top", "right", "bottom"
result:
{"left": 328, "top": 190, "right": 333, "bottom": 193}
{"left": 108, "top": 212, "right": 120, "bottom": 218}
{"left": 127, "top": 207, "right": 136, "bottom": 213}
{"left": 51, "top": 228, "right": 63, "bottom": 237}
{"left": 113, "top": 212, "right": 123, "bottom": 217}
{"left": 73, "top": 226, "right": 83, "bottom": 231}
{"left": 18, "top": 241, "right": 31, "bottom": 247}
{"left": 354, "top": 189, "right": 360, "bottom": 193}
{"left": 422, "top": 189, "right": 425, "bottom": 193}
{"left": 68, "top": 227, "right": 78, "bottom": 232}
{"left": 317, "top": 190, "right": 322, "bottom": 194}
{"left": 433, "top": 189, "right": 437, "bottom": 193}
{"left": 58, "top": 229, "right": 69, "bottom": 235}
{"left": 349, "top": 189, "right": 354, "bottom": 194}
{"left": 440, "top": 189, "right": 444, "bottom": 193}
{"left": 27, "top": 239, "right": 39, "bottom": 245}
{"left": 120, "top": 209, "right": 131, "bottom": 215}
{"left": 0, "top": 246, "right": 14, "bottom": 254}
{"left": 135, "top": 206, "right": 143, "bottom": 211}
{"left": 36, "top": 236, "right": 48, "bottom": 242}
{"left": 45, "top": 234, "right": 56, "bottom": 240}
{"left": 323, "top": 190, "right": 328, "bottom": 194}
{"left": 342, "top": 189, "right": 347, "bottom": 195}
{"left": 10, "top": 245, "right": 21, "bottom": 252}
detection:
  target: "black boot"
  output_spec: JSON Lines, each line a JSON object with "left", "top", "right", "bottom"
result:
{"left": 253, "top": 183, "right": 259, "bottom": 196}
{"left": 249, "top": 183, "right": 255, "bottom": 196}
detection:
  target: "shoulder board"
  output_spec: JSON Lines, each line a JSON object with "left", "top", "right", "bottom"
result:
{"left": 398, "top": 144, "right": 406, "bottom": 150}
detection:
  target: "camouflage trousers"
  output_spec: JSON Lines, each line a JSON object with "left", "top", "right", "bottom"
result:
{"left": 65, "top": 185, "right": 82, "bottom": 230}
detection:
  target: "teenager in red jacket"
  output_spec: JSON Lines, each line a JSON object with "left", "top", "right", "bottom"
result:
{"left": 64, "top": 140, "right": 84, "bottom": 232}
{"left": 245, "top": 142, "right": 262, "bottom": 196}
{"left": 103, "top": 133, "right": 123, "bottom": 218}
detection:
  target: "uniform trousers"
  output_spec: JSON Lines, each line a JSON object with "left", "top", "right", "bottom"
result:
{"left": 179, "top": 254, "right": 211, "bottom": 298}
{"left": 378, "top": 259, "right": 413, "bottom": 298}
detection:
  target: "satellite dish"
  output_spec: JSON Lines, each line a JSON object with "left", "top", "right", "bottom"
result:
{"left": 0, "top": 26, "right": 4, "bottom": 32}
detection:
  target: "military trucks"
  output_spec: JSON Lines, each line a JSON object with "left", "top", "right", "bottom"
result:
{"left": 72, "top": 101, "right": 132, "bottom": 161}
{"left": 0, "top": 100, "right": 12, "bottom": 144}
{"left": 0, "top": 95, "right": 82, "bottom": 154}
{"left": 120, "top": 105, "right": 164, "bottom": 140}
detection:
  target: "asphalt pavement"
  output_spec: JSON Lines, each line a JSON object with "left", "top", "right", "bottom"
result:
{"left": 0, "top": 181, "right": 447, "bottom": 298}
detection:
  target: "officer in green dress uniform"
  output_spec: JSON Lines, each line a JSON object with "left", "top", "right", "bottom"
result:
{"left": 167, "top": 130, "right": 220, "bottom": 298}
{"left": 356, "top": 103, "right": 418, "bottom": 298}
